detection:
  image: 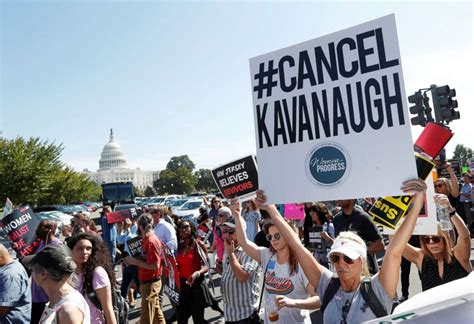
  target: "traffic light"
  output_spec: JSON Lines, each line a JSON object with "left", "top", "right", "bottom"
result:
{"left": 409, "top": 91, "right": 426, "bottom": 126}
{"left": 431, "top": 85, "right": 460, "bottom": 124}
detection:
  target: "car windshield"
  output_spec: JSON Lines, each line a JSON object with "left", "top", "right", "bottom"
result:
{"left": 180, "top": 201, "right": 202, "bottom": 210}
{"left": 115, "top": 204, "right": 137, "bottom": 211}
{"left": 170, "top": 199, "right": 188, "bottom": 207}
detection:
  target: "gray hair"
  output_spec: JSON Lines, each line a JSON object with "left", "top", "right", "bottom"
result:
{"left": 32, "top": 263, "right": 75, "bottom": 283}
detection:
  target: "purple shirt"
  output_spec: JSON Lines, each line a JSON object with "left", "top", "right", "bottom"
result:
{"left": 31, "top": 238, "right": 61, "bottom": 303}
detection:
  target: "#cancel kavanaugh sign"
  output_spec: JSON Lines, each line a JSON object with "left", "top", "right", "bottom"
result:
{"left": 249, "top": 14, "right": 417, "bottom": 203}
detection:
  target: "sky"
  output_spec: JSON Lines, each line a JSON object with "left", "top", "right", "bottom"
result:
{"left": 1, "top": 1, "right": 473, "bottom": 173}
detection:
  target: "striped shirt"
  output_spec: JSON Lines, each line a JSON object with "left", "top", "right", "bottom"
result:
{"left": 221, "top": 246, "right": 261, "bottom": 321}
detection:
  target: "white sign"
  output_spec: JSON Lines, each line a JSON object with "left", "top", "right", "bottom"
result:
{"left": 250, "top": 14, "right": 417, "bottom": 203}
{"left": 381, "top": 172, "right": 437, "bottom": 235}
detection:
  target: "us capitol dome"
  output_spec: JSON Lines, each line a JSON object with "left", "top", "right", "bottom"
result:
{"left": 83, "top": 129, "right": 159, "bottom": 190}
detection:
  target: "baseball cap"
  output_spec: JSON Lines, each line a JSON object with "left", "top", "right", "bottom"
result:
{"left": 328, "top": 238, "right": 367, "bottom": 260}
{"left": 22, "top": 244, "right": 76, "bottom": 274}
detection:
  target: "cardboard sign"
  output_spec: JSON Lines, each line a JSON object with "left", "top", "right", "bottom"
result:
{"left": 370, "top": 153, "right": 435, "bottom": 229}
{"left": 211, "top": 155, "right": 258, "bottom": 200}
{"left": 380, "top": 172, "right": 437, "bottom": 235}
{"left": 106, "top": 207, "right": 144, "bottom": 224}
{"left": 126, "top": 236, "right": 142, "bottom": 258}
{"left": 162, "top": 244, "right": 180, "bottom": 305}
{"left": 250, "top": 14, "right": 417, "bottom": 204}
{"left": 1, "top": 206, "right": 41, "bottom": 257}
{"left": 284, "top": 203, "right": 305, "bottom": 220}
{"left": 436, "top": 159, "right": 462, "bottom": 181}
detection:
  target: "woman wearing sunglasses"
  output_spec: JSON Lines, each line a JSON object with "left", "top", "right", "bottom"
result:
{"left": 230, "top": 201, "right": 320, "bottom": 324}
{"left": 253, "top": 179, "right": 427, "bottom": 323}
{"left": 402, "top": 194, "right": 471, "bottom": 291}
{"left": 434, "top": 162, "right": 459, "bottom": 210}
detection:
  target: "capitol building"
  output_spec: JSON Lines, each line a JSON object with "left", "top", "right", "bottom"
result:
{"left": 83, "top": 129, "right": 159, "bottom": 189}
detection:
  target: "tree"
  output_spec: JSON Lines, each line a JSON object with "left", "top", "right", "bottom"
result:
{"left": 154, "top": 156, "right": 198, "bottom": 194}
{"left": 144, "top": 186, "right": 155, "bottom": 197}
{"left": 453, "top": 144, "right": 473, "bottom": 166}
{"left": 133, "top": 185, "right": 144, "bottom": 197}
{"left": 166, "top": 155, "right": 195, "bottom": 172}
{"left": 0, "top": 137, "right": 101, "bottom": 206}
{"left": 195, "top": 168, "right": 217, "bottom": 192}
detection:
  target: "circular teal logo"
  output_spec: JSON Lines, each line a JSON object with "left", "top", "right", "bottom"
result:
{"left": 305, "top": 142, "right": 351, "bottom": 188}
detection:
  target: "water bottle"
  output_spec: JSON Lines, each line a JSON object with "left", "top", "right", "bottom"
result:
{"left": 436, "top": 206, "right": 452, "bottom": 231}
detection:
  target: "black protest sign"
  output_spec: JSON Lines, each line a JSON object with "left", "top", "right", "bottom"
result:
{"left": 126, "top": 236, "right": 142, "bottom": 258}
{"left": 307, "top": 225, "right": 323, "bottom": 251}
{"left": 106, "top": 207, "right": 144, "bottom": 224}
{"left": 1, "top": 206, "right": 41, "bottom": 257}
{"left": 211, "top": 155, "right": 258, "bottom": 200}
{"left": 436, "top": 159, "right": 462, "bottom": 181}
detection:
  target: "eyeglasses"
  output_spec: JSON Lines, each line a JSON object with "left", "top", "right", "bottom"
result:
{"left": 421, "top": 236, "right": 442, "bottom": 244}
{"left": 329, "top": 254, "right": 356, "bottom": 265}
{"left": 221, "top": 229, "right": 235, "bottom": 234}
{"left": 265, "top": 233, "right": 281, "bottom": 241}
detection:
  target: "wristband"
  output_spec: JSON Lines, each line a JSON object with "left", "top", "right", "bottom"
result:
{"left": 449, "top": 210, "right": 456, "bottom": 218}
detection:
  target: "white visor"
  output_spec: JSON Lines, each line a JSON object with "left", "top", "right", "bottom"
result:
{"left": 328, "top": 238, "right": 367, "bottom": 260}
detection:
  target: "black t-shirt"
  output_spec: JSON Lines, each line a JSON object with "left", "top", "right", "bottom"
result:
{"left": 333, "top": 207, "right": 382, "bottom": 243}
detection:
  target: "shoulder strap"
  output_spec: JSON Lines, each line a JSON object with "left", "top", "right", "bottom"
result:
{"left": 359, "top": 278, "right": 387, "bottom": 317}
{"left": 320, "top": 277, "right": 340, "bottom": 314}
{"left": 257, "top": 253, "right": 274, "bottom": 313}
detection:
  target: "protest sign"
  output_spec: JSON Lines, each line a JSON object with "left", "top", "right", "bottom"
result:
{"left": 106, "top": 207, "right": 144, "bottom": 224}
{"left": 250, "top": 14, "right": 417, "bottom": 204}
{"left": 126, "top": 236, "right": 142, "bottom": 258}
{"left": 1, "top": 198, "right": 13, "bottom": 219}
{"left": 436, "top": 159, "right": 462, "bottom": 180}
{"left": 162, "top": 244, "right": 180, "bottom": 305}
{"left": 1, "top": 206, "right": 41, "bottom": 257}
{"left": 283, "top": 203, "right": 305, "bottom": 220}
{"left": 307, "top": 225, "right": 323, "bottom": 250}
{"left": 211, "top": 155, "right": 258, "bottom": 200}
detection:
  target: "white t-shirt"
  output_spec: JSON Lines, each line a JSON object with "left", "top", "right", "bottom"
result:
{"left": 39, "top": 289, "right": 90, "bottom": 324}
{"left": 260, "top": 248, "right": 311, "bottom": 324}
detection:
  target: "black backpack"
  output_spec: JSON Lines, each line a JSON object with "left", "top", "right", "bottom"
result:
{"left": 320, "top": 277, "right": 388, "bottom": 318}
{"left": 85, "top": 281, "right": 130, "bottom": 324}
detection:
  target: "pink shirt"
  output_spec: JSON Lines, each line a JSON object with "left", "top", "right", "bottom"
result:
{"left": 213, "top": 228, "right": 225, "bottom": 262}
{"left": 70, "top": 267, "right": 110, "bottom": 324}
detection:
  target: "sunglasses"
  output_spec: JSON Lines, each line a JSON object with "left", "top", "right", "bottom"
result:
{"left": 421, "top": 236, "right": 442, "bottom": 244}
{"left": 221, "top": 229, "right": 235, "bottom": 234}
{"left": 435, "top": 184, "right": 445, "bottom": 188}
{"left": 179, "top": 224, "right": 191, "bottom": 230}
{"left": 265, "top": 233, "right": 281, "bottom": 241}
{"left": 213, "top": 200, "right": 221, "bottom": 203}
{"left": 329, "top": 254, "right": 356, "bottom": 265}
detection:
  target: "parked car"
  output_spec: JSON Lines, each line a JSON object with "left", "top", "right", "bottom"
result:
{"left": 173, "top": 198, "right": 205, "bottom": 219}
{"left": 113, "top": 204, "right": 138, "bottom": 212}
{"left": 35, "top": 211, "right": 74, "bottom": 229}
{"left": 166, "top": 198, "right": 190, "bottom": 213}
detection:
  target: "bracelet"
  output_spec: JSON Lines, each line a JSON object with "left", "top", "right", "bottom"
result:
{"left": 449, "top": 210, "right": 456, "bottom": 218}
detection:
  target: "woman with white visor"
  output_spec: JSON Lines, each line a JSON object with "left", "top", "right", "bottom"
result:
{"left": 254, "top": 179, "right": 426, "bottom": 323}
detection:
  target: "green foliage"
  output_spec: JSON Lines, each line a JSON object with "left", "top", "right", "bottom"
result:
{"left": 154, "top": 156, "right": 198, "bottom": 194}
{"left": 144, "top": 186, "right": 155, "bottom": 197}
{"left": 195, "top": 168, "right": 217, "bottom": 192}
{"left": 453, "top": 144, "right": 473, "bottom": 166}
{"left": 0, "top": 137, "right": 101, "bottom": 206}
{"left": 166, "top": 155, "right": 195, "bottom": 172}
{"left": 133, "top": 185, "right": 144, "bottom": 197}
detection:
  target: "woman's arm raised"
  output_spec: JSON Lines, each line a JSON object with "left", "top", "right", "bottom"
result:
{"left": 255, "top": 191, "right": 324, "bottom": 288}
{"left": 229, "top": 199, "right": 263, "bottom": 262}
{"left": 379, "top": 179, "right": 426, "bottom": 299}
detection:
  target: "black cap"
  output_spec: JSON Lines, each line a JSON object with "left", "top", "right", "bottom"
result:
{"left": 22, "top": 244, "right": 76, "bottom": 274}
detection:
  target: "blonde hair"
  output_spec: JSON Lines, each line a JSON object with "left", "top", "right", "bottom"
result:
{"left": 435, "top": 177, "right": 453, "bottom": 195}
{"left": 336, "top": 231, "right": 370, "bottom": 277}
{"left": 420, "top": 223, "right": 453, "bottom": 264}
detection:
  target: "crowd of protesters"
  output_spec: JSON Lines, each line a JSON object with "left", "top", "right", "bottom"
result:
{"left": 0, "top": 165, "right": 472, "bottom": 323}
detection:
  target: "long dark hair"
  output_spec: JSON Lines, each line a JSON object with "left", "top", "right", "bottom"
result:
{"left": 67, "top": 232, "right": 116, "bottom": 293}
{"left": 177, "top": 219, "right": 197, "bottom": 252}
{"left": 264, "top": 222, "right": 298, "bottom": 276}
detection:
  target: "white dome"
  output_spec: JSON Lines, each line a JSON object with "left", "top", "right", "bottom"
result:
{"left": 98, "top": 129, "right": 127, "bottom": 170}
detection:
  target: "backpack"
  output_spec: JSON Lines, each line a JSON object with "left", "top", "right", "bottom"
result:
{"left": 320, "top": 277, "right": 388, "bottom": 318}
{"left": 85, "top": 280, "right": 130, "bottom": 324}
